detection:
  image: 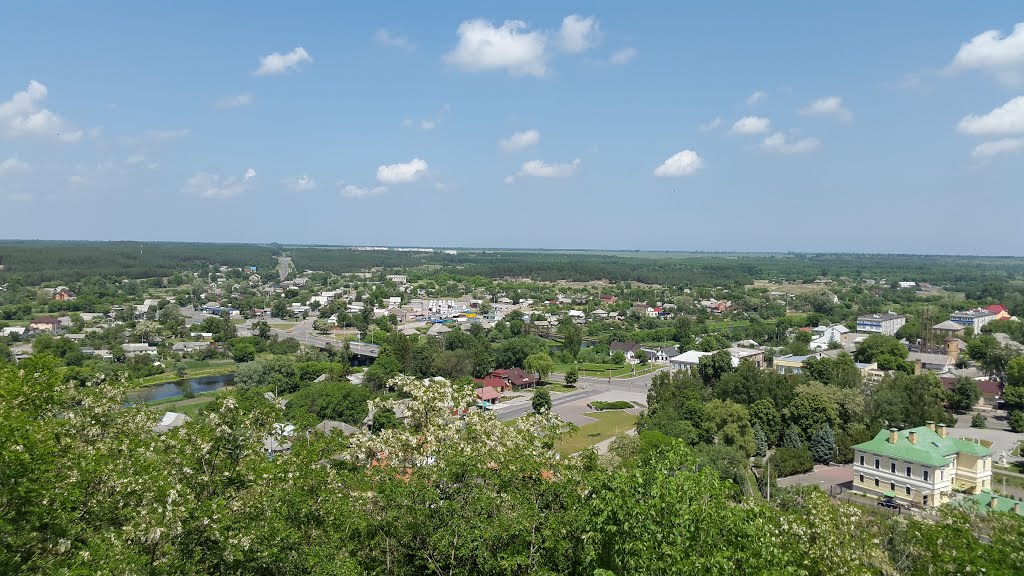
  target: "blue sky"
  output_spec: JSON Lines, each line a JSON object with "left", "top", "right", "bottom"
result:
{"left": 1, "top": 2, "right": 1023, "bottom": 254}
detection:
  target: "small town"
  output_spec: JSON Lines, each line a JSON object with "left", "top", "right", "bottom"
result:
{"left": 4, "top": 3, "right": 1024, "bottom": 574}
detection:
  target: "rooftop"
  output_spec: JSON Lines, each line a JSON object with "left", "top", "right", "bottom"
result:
{"left": 854, "top": 426, "right": 991, "bottom": 467}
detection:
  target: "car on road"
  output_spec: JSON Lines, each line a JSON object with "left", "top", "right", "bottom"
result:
{"left": 877, "top": 495, "right": 902, "bottom": 511}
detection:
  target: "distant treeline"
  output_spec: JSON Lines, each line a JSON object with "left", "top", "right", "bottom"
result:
{"left": 290, "top": 248, "right": 1024, "bottom": 291}
{"left": 0, "top": 241, "right": 278, "bottom": 284}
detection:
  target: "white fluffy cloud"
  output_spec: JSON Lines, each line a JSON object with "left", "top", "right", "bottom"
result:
{"left": 0, "top": 80, "right": 82, "bottom": 142}
{"left": 730, "top": 116, "right": 771, "bottom": 134}
{"left": 254, "top": 47, "right": 312, "bottom": 76}
{"left": 340, "top": 184, "right": 388, "bottom": 199}
{"left": 971, "top": 137, "right": 1024, "bottom": 161}
{"left": 443, "top": 19, "right": 548, "bottom": 77}
{"left": 653, "top": 150, "right": 703, "bottom": 177}
{"left": 699, "top": 117, "right": 722, "bottom": 132}
{"left": 216, "top": 93, "right": 253, "bottom": 109}
{"left": 746, "top": 90, "right": 766, "bottom": 106}
{"left": 375, "top": 29, "right": 416, "bottom": 51}
{"left": 957, "top": 96, "right": 1024, "bottom": 135}
{"left": 798, "top": 96, "right": 853, "bottom": 121}
{"left": 146, "top": 129, "right": 191, "bottom": 141}
{"left": 183, "top": 168, "right": 256, "bottom": 199}
{"left": 948, "top": 22, "right": 1024, "bottom": 83}
{"left": 282, "top": 175, "right": 316, "bottom": 191}
{"left": 505, "top": 158, "right": 580, "bottom": 183}
{"left": 0, "top": 157, "right": 30, "bottom": 176}
{"left": 559, "top": 14, "right": 600, "bottom": 53}
{"left": 499, "top": 129, "right": 540, "bottom": 151}
{"left": 608, "top": 47, "right": 638, "bottom": 65}
{"left": 377, "top": 158, "right": 429, "bottom": 184}
{"left": 761, "top": 132, "right": 821, "bottom": 154}
{"left": 402, "top": 118, "right": 436, "bottom": 131}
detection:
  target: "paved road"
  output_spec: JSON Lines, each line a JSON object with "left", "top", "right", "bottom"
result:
{"left": 549, "top": 366, "right": 668, "bottom": 393}
{"left": 276, "top": 255, "right": 292, "bottom": 281}
{"left": 494, "top": 388, "right": 608, "bottom": 421}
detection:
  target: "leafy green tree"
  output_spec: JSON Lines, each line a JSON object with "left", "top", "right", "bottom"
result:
{"left": 949, "top": 376, "right": 981, "bottom": 412}
{"left": 803, "top": 353, "right": 861, "bottom": 388}
{"left": 768, "top": 446, "right": 814, "bottom": 477}
{"left": 564, "top": 365, "right": 579, "bottom": 387}
{"left": 531, "top": 388, "right": 552, "bottom": 413}
{"left": 174, "top": 362, "right": 187, "bottom": 379}
{"left": 371, "top": 407, "right": 401, "bottom": 432}
{"left": 868, "top": 372, "right": 951, "bottom": 429}
{"left": 365, "top": 352, "right": 402, "bottom": 390}
{"left": 253, "top": 319, "right": 271, "bottom": 339}
{"left": 285, "top": 381, "right": 372, "bottom": 426}
{"left": 697, "top": 349, "right": 734, "bottom": 384}
{"left": 524, "top": 352, "right": 554, "bottom": 382}
{"left": 558, "top": 319, "right": 582, "bottom": 360}
{"left": 1007, "top": 355, "right": 1024, "bottom": 388}
{"left": 271, "top": 299, "right": 288, "bottom": 319}
{"left": 312, "top": 319, "right": 330, "bottom": 334}
{"left": 704, "top": 399, "right": 757, "bottom": 456}
{"left": 229, "top": 340, "right": 257, "bottom": 363}
{"left": 809, "top": 423, "right": 837, "bottom": 464}
{"left": 749, "top": 399, "right": 783, "bottom": 446}
{"left": 753, "top": 424, "right": 768, "bottom": 457}
{"left": 971, "top": 413, "right": 987, "bottom": 428}
{"left": 1009, "top": 410, "right": 1024, "bottom": 433}
{"left": 853, "top": 333, "right": 907, "bottom": 364}
{"left": 782, "top": 424, "right": 804, "bottom": 450}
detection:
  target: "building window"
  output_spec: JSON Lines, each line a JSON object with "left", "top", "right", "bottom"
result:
{"left": 940, "top": 470, "right": 944, "bottom": 481}
{"left": 923, "top": 495, "right": 929, "bottom": 506}
{"left": 875, "top": 458, "right": 880, "bottom": 470}
{"left": 859, "top": 455, "right": 864, "bottom": 466}
{"left": 890, "top": 462, "right": 896, "bottom": 473}
{"left": 859, "top": 474, "right": 864, "bottom": 483}
{"left": 923, "top": 470, "right": 929, "bottom": 482}
{"left": 874, "top": 478, "right": 879, "bottom": 487}
{"left": 905, "top": 486, "right": 911, "bottom": 495}
{"left": 890, "top": 482, "right": 896, "bottom": 491}
{"left": 906, "top": 466, "right": 912, "bottom": 477}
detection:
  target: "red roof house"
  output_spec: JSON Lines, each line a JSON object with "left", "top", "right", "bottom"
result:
{"left": 475, "top": 386, "right": 501, "bottom": 404}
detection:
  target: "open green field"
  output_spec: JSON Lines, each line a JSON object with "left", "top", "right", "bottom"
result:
{"left": 555, "top": 411, "right": 637, "bottom": 456}
{"left": 147, "top": 394, "right": 218, "bottom": 416}
{"left": 553, "top": 363, "right": 658, "bottom": 378}
{"left": 137, "top": 359, "right": 236, "bottom": 386}
{"left": 270, "top": 322, "right": 298, "bottom": 331}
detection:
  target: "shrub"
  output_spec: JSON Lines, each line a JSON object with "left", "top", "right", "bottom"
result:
{"left": 767, "top": 447, "right": 814, "bottom": 478}
{"left": 591, "top": 400, "right": 633, "bottom": 411}
{"left": 1008, "top": 410, "right": 1024, "bottom": 433}
{"left": 971, "top": 413, "right": 987, "bottom": 428}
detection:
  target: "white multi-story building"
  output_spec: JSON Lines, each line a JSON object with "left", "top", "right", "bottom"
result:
{"left": 856, "top": 312, "right": 906, "bottom": 336}
{"left": 949, "top": 308, "right": 996, "bottom": 334}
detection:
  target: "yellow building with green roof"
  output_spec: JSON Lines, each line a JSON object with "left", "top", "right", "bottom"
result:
{"left": 851, "top": 422, "right": 992, "bottom": 508}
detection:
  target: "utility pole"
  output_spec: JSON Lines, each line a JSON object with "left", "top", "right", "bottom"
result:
{"left": 766, "top": 459, "right": 771, "bottom": 502}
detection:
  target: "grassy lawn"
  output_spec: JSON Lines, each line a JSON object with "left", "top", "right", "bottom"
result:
{"left": 535, "top": 383, "right": 577, "bottom": 393}
{"left": 230, "top": 318, "right": 247, "bottom": 325}
{"left": 993, "top": 470, "right": 1024, "bottom": 492}
{"left": 555, "top": 411, "right": 637, "bottom": 456}
{"left": 706, "top": 320, "right": 751, "bottom": 330}
{"left": 148, "top": 395, "right": 218, "bottom": 416}
{"left": 270, "top": 322, "right": 298, "bottom": 331}
{"left": 553, "top": 363, "right": 658, "bottom": 378}
{"left": 137, "top": 360, "right": 236, "bottom": 386}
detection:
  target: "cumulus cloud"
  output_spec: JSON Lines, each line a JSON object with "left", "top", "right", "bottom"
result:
{"left": 730, "top": 116, "right": 771, "bottom": 134}
{"left": 377, "top": 158, "right": 429, "bottom": 184}
{"left": 282, "top": 175, "right": 316, "bottom": 191}
{"left": 443, "top": 19, "right": 548, "bottom": 77}
{"left": 183, "top": 168, "right": 256, "bottom": 199}
{"left": 699, "top": 117, "right": 722, "bottom": 132}
{"left": 216, "top": 93, "right": 253, "bottom": 109}
{"left": 0, "top": 80, "right": 83, "bottom": 142}
{"left": 559, "top": 14, "right": 600, "bottom": 53}
{"left": 746, "top": 90, "right": 766, "bottom": 106}
{"left": 761, "top": 132, "right": 821, "bottom": 154}
{"left": 254, "top": 47, "right": 312, "bottom": 76}
{"left": 0, "top": 157, "right": 30, "bottom": 176}
{"left": 948, "top": 22, "right": 1024, "bottom": 83}
{"left": 505, "top": 158, "right": 580, "bottom": 183}
{"left": 608, "top": 47, "right": 638, "bottom": 65}
{"left": 499, "top": 129, "right": 540, "bottom": 151}
{"left": 798, "top": 96, "right": 853, "bottom": 121}
{"left": 340, "top": 183, "right": 388, "bottom": 199}
{"left": 375, "top": 29, "right": 416, "bottom": 51}
{"left": 653, "top": 150, "right": 703, "bottom": 177}
{"left": 402, "top": 118, "right": 436, "bottom": 131}
{"left": 971, "top": 137, "right": 1024, "bottom": 162}
{"left": 957, "top": 96, "right": 1024, "bottom": 135}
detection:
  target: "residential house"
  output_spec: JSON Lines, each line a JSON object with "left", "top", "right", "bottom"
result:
{"left": 949, "top": 309, "right": 996, "bottom": 333}
{"left": 488, "top": 368, "right": 538, "bottom": 389}
{"left": 993, "top": 333, "right": 1024, "bottom": 352}
{"left": 809, "top": 324, "right": 850, "bottom": 351}
{"left": 153, "top": 412, "right": 191, "bottom": 434}
{"left": 668, "top": 350, "right": 714, "bottom": 372}
{"left": 53, "top": 288, "right": 76, "bottom": 301}
{"left": 314, "top": 420, "right": 359, "bottom": 436}
{"left": 475, "top": 386, "right": 501, "bottom": 405}
{"left": 474, "top": 376, "right": 511, "bottom": 393}
{"left": 123, "top": 343, "right": 158, "bottom": 356}
{"left": 909, "top": 351, "right": 954, "bottom": 373}
{"left": 852, "top": 423, "right": 993, "bottom": 508}
{"left": 932, "top": 320, "right": 966, "bottom": 338}
{"left": 599, "top": 294, "right": 617, "bottom": 305}
{"left": 984, "top": 304, "right": 1012, "bottom": 321}
{"left": 961, "top": 491, "right": 1024, "bottom": 517}
{"left": 939, "top": 376, "right": 1002, "bottom": 408}
{"left": 171, "top": 341, "right": 211, "bottom": 353}
{"left": 426, "top": 323, "right": 452, "bottom": 337}
{"left": 1, "top": 326, "right": 26, "bottom": 337}
{"left": 29, "top": 316, "right": 61, "bottom": 332}
{"left": 725, "top": 347, "right": 766, "bottom": 368}
{"left": 610, "top": 341, "right": 642, "bottom": 363}
{"left": 385, "top": 274, "right": 408, "bottom": 284}
{"left": 856, "top": 312, "right": 906, "bottom": 336}
{"left": 642, "top": 346, "right": 679, "bottom": 363}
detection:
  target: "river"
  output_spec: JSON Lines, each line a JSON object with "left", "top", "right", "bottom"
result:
{"left": 128, "top": 373, "right": 235, "bottom": 404}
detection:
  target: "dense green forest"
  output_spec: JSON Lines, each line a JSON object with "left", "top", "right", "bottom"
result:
{"left": 0, "top": 241, "right": 278, "bottom": 284}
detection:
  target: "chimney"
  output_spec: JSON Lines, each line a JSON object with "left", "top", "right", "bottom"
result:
{"left": 926, "top": 421, "right": 936, "bottom": 432}
{"left": 1014, "top": 502, "right": 1021, "bottom": 514}
{"left": 990, "top": 496, "right": 999, "bottom": 510}
{"left": 938, "top": 424, "right": 947, "bottom": 438}
{"left": 914, "top": 359, "right": 922, "bottom": 375}
{"left": 888, "top": 428, "right": 899, "bottom": 444}
{"left": 909, "top": 431, "right": 918, "bottom": 445}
